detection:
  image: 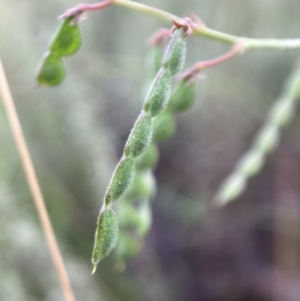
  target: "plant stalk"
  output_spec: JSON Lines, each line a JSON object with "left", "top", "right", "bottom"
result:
{"left": 113, "top": 0, "right": 300, "bottom": 50}
{"left": 0, "top": 58, "right": 77, "bottom": 301}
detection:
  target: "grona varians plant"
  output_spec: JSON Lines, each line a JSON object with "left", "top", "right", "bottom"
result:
{"left": 36, "top": 0, "right": 300, "bottom": 275}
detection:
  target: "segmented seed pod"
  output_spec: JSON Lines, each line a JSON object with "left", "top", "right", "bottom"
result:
{"left": 236, "top": 150, "right": 264, "bottom": 177}
{"left": 118, "top": 201, "right": 141, "bottom": 228}
{"left": 283, "top": 68, "right": 300, "bottom": 99}
{"left": 92, "top": 27, "right": 189, "bottom": 271}
{"left": 37, "top": 52, "right": 66, "bottom": 86}
{"left": 136, "top": 202, "right": 152, "bottom": 238}
{"left": 162, "top": 28, "right": 186, "bottom": 75}
{"left": 143, "top": 69, "right": 172, "bottom": 117}
{"left": 146, "top": 46, "right": 164, "bottom": 76}
{"left": 124, "top": 111, "right": 153, "bottom": 158}
{"left": 253, "top": 124, "right": 280, "bottom": 155}
{"left": 152, "top": 110, "right": 176, "bottom": 142}
{"left": 215, "top": 173, "right": 246, "bottom": 205}
{"left": 169, "top": 80, "right": 196, "bottom": 112}
{"left": 268, "top": 98, "right": 295, "bottom": 127}
{"left": 124, "top": 170, "right": 156, "bottom": 200}
{"left": 214, "top": 65, "right": 300, "bottom": 206}
{"left": 105, "top": 156, "right": 135, "bottom": 205}
{"left": 135, "top": 144, "right": 159, "bottom": 169}
{"left": 115, "top": 232, "right": 141, "bottom": 269}
{"left": 92, "top": 208, "right": 119, "bottom": 271}
{"left": 50, "top": 17, "right": 82, "bottom": 56}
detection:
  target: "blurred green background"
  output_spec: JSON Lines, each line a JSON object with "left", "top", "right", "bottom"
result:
{"left": 1, "top": 0, "right": 300, "bottom": 300}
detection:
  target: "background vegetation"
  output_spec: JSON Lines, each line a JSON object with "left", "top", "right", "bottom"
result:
{"left": 1, "top": 0, "right": 300, "bottom": 300}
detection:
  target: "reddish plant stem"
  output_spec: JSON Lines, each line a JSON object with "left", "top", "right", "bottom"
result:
{"left": 60, "top": 0, "right": 114, "bottom": 20}
{"left": 147, "top": 28, "right": 172, "bottom": 46}
{"left": 180, "top": 42, "right": 245, "bottom": 82}
{"left": 75, "top": 0, "right": 114, "bottom": 12}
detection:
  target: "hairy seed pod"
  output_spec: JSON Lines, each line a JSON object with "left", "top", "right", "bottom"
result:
{"left": 124, "top": 170, "right": 156, "bottom": 200}
{"left": 268, "top": 98, "right": 295, "bottom": 127}
{"left": 136, "top": 202, "right": 152, "bottom": 238}
{"left": 162, "top": 28, "right": 186, "bottom": 75}
{"left": 92, "top": 208, "right": 119, "bottom": 269}
{"left": 105, "top": 156, "right": 135, "bottom": 205}
{"left": 50, "top": 17, "right": 82, "bottom": 56}
{"left": 124, "top": 111, "right": 153, "bottom": 158}
{"left": 118, "top": 201, "right": 140, "bottom": 228}
{"left": 253, "top": 125, "right": 280, "bottom": 155}
{"left": 144, "top": 69, "right": 172, "bottom": 117}
{"left": 115, "top": 232, "right": 140, "bottom": 263}
{"left": 236, "top": 150, "right": 264, "bottom": 177}
{"left": 284, "top": 69, "right": 300, "bottom": 99}
{"left": 147, "top": 46, "right": 164, "bottom": 76}
{"left": 152, "top": 110, "right": 176, "bottom": 142}
{"left": 169, "top": 80, "right": 196, "bottom": 112}
{"left": 215, "top": 173, "right": 246, "bottom": 205}
{"left": 36, "top": 52, "right": 66, "bottom": 86}
{"left": 135, "top": 144, "right": 159, "bottom": 169}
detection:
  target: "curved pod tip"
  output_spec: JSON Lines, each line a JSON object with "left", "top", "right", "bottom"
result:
{"left": 36, "top": 52, "right": 66, "bottom": 87}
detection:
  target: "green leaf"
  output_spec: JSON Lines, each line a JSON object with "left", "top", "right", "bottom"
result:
{"left": 50, "top": 18, "right": 82, "bottom": 56}
{"left": 36, "top": 53, "right": 66, "bottom": 86}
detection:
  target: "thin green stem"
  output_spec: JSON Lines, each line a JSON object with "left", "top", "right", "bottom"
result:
{"left": 113, "top": 0, "right": 176, "bottom": 21}
{"left": 61, "top": 0, "right": 300, "bottom": 50}
{"left": 113, "top": 0, "right": 300, "bottom": 50}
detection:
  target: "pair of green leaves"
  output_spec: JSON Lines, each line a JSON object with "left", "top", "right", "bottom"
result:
{"left": 37, "top": 18, "right": 82, "bottom": 86}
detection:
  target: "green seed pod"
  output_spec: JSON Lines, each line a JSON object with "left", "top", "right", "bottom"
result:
{"left": 152, "top": 110, "right": 176, "bottom": 142}
{"left": 118, "top": 201, "right": 140, "bottom": 228}
{"left": 92, "top": 208, "right": 119, "bottom": 270}
{"left": 268, "top": 98, "right": 295, "bottom": 127}
{"left": 105, "top": 156, "right": 135, "bottom": 205}
{"left": 162, "top": 28, "right": 186, "bottom": 75}
{"left": 124, "top": 111, "right": 153, "bottom": 158}
{"left": 254, "top": 125, "right": 280, "bottom": 155}
{"left": 115, "top": 232, "right": 140, "bottom": 263}
{"left": 236, "top": 150, "right": 264, "bottom": 177}
{"left": 144, "top": 69, "right": 172, "bottom": 117}
{"left": 36, "top": 52, "right": 65, "bottom": 86}
{"left": 169, "top": 80, "right": 196, "bottom": 112}
{"left": 124, "top": 170, "right": 156, "bottom": 200}
{"left": 135, "top": 144, "right": 159, "bottom": 169}
{"left": 50, "top": 17, "right": 82, "bottom": 56}
{"left": 215, "top": 173, "right": 246, "bottom": 206}
{"left": 283, "top": 68, "right": 300, "bottom": 99}
{"left": 146, "top": 46, "right": 164, "bottom": 76}
{"left": 136, "top": 202, "right": 152, "bottom": 238}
